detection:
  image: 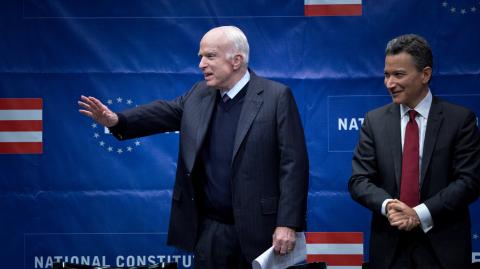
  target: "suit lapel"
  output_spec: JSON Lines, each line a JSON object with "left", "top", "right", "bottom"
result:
{"left": 231, "top": 76, "right": 263, "bottom": 163}
{"left": 386, "top": 104, "right": 403, "bottom": 190}
{"left": 188, "top": 89, "right": 216, "bottom": 171}
{"left": 420, "top": 97, "right": 443, "bottom": 188}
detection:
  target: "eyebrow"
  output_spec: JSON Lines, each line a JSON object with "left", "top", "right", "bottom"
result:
{"left": 198, "top": 50, "right": 217, "bottom": 57}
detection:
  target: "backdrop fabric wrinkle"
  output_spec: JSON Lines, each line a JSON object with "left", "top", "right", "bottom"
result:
{"left": 1, "top": 0, "right": 479, "bottom": 268}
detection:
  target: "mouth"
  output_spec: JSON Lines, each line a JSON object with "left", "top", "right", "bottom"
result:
{"left": 203, "top": 72, "right": 214, "bottom": 80}
{"left": 390, "top": 89, "right": 403, "bottom": 96}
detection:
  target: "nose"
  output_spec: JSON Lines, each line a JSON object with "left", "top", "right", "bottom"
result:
{"left": 385, "top": 76, "right": 396, "bottom": 89}
{"left": 199, "top": 56, "right": 207, "bottom": 69}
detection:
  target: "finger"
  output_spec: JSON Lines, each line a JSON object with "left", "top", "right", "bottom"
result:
{"left": 286, "top": 244, "right": 295, "bottom": 254}
{"left": 272, "top": 234, "right": 280, "bottom": 252}
{"left": 289, "top": 240, "right": 296, "bottom": 250}
{"left": 79, "top": 109, "right": 93, "bottom": 118}
{"left": 387, "top": 206, "right": 402, "bottom": 215}
{"left": 388, "top": 212, "right": 406, "bottom": 222}
{"left": 279, "top": 244, "right": 288, "bottom": 256}
{"left": 390, "top": 204, "right": 408, "bottom": 213}
{"left": 273, "top": 242, "right": 282, "bottom": 255}
{"left": 81, "top": 97, "right": 103, "bottom": 114}
{"left": 78, "top": 101, "right": 92, "bottom": 110}
{"left": 398, "top": 219, "right": 410, "bottom": 230}
{"left": 396, "top": 220, "right": 409, "bottom": 230}
{"left": 390, "top": 216, "right": 410, "bottom": 225}
{"left": 88, "top": 96, "right": 106, "bottom": 111}
{"left": 405, "top": 219, "right": 415, "bottom": 231}
{"left": 80, "top": 95, "right": 96, "bottom": 107}
{"left": 390, "top": 218, "right": 407, "bottom": 226}
{"left": 273, "top": 240, "right": 289, "bottom": 255}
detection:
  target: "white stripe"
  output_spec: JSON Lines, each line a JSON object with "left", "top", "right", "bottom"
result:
{"left": 328, "top": 266, "right": 362, "bottom": 269}
{"left": 0, "top": 110, "right": 42, "bottom": 120}
{"left": 307, "top": 244, "right": 363, "bottom": 254}
{"left": 305, "top": 0, "right": 361, "bottom": 5}
{"left": 0, "top": 132, "right": 42, "bottom": 142}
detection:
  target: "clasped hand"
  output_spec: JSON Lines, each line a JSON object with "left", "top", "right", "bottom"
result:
{"left": 386, "top": 199, "right": 420, "bottom": 231}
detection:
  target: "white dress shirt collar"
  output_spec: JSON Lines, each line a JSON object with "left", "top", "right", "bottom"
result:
{"left": 400, "top": 89, "right": 432, "bottom": 119}
{"left": 221, "top": 70, "right": 250, "bottom": 99}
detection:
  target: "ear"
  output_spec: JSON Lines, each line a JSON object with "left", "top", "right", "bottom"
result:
{"left": 422, "top": 66, "right": 432, "bottom": 84}
{"left": 232, "top": 54, "right": 244, "bottom": 70}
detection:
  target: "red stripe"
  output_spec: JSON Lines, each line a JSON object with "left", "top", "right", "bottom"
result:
{"left": 307, "top": 254, "right": 363, "bottom": 265}
{"left": 0, "top": 142, "right": 43, "bottom": 154}
{"left": 306, "top": 232, "right": 363, "bottom": 244}
{"left": 0, "top": 98, "right": 43, "bottom": 109}
{"left": 305, "top": 4, "right": 362, "bottom": 16}
{"left": 0, "top": 120, "right": 42, "bottom": 131}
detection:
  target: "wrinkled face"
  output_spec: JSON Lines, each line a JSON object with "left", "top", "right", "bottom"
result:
{"left": 384, "top": 52, "right": 431, "bottom": 109}
{"left": 198, "top": 30, "right": 237, "bottom": 90}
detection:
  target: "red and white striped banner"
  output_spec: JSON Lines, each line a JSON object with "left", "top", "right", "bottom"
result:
{"left": 306, "top": 232, "right": 363, "bottom": 269}
{"left": 0, "top": 98, "right": 43, "bottom": 154}
{"left": 304, "top": 0, "right": 362, "bottom": 16}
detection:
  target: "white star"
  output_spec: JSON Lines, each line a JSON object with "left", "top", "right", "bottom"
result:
{"left": 134, "top": 140, "right": 141, "bottom": 146}
{"left": 442, "top": 2, "right": 448, "bottom": 7}
{"left": 461, "top": 9, "right": 466, "bottom": 14}
{"left": 94, "top": 133, "right": 100, "bottom": 138}
{"left": 471, "top": 7, "right": 477, "bottom": 12}
{"left": 107, "top": 99, "right": 113, "bottom": 105}
{"left": 127, "top": 99, "right": 133, "bottom": 105}
{"left": 473, "top": 234, "right": 479, "bottom": 240}
{"left": 127, "top": 146, "right": 133, "bottom": 152}
{"left": 91, "top": 123, "right": 97, "bottom": 128}
{"left": 116, "top": 97, "right": 123, "bottom": 103}
{"left": 99, "top": 141, "right": 105, "bottom": 146}
{"left": 108, "top": 146, "right": 113, "bottom": 152}
{"left": 450, "top": 7, "right": 456, "bottom": 12}
{"left": 117, "top": 148, "right": 123, "bottom": 154}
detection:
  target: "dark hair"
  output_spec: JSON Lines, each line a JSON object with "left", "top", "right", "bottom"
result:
{"left": 385, "top": 34, "right": 433, "bottom": 71}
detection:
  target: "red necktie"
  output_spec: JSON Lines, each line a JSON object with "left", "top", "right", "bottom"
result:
{"left": 400, "top": 110, "right": 420, "bottom": 207}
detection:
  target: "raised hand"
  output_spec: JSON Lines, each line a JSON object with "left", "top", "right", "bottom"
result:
{"left": 78, "top": 95, "right": 119, "bottom": 127}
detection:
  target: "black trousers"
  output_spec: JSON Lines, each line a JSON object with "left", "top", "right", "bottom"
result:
{"left": 194, "top": 218, "right": 251, "bottom": 269}
{"left": 389, "top": 228, "right": 443, "bottom": 269}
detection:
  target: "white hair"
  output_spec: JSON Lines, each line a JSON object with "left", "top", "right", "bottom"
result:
{"left": 217, "top": 26, "right": 250, "bottom": 66}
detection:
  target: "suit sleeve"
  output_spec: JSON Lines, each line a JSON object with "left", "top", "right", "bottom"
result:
{"left": 424, "top": 111, "right": 480, "bottom": 218}
{"left": 109, "top": 84, "right": 197, "bottom": 140}
{"left": 275, "top": 88, "right": 309, "bottom": 230}
{"left": 349, "top": 112, "right": 393, "bottom": 213}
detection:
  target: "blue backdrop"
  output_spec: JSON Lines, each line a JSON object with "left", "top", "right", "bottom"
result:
{"left": 1, "top": 0, "right": 479, "bottom": 268}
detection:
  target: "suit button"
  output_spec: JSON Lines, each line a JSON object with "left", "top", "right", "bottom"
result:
{"left": 186, "top": 173, "right": 191, "bottom": 177}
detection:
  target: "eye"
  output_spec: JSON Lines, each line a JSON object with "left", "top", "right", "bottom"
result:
{"left": 199, "top": 53, "right": 216, "bottom": 61}
{"left": 207, "top": 53, "right": 215, "bottom": 59}
{"left": 393, "top": 72, "right": 405, "bottom": 78}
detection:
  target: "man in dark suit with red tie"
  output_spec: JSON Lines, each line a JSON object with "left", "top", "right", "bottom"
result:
{"left": 78, "top": 26, "right": 309, "bottom": 268}
{"left": 349, "top": 34, "right": 480, "bottom": 269}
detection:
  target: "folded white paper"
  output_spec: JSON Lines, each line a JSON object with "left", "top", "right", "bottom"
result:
{"left": 252, "top": 232, "right": 307, "bottom": 269}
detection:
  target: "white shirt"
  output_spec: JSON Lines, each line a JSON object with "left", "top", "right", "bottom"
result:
{"left": 221, "top": 70, "right": 250, "bottom": 99}
{"left": 382, "top": 90, "right": 434, "bottom": 233}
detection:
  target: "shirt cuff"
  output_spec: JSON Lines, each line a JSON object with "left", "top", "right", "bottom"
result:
{"left": 414, "top": 203, "right": 434, "bottom": 233}
{"left": 381, "top": 199, "right": 394, "bottom": 216}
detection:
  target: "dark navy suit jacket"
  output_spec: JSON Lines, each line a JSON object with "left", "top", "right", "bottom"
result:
{"left": 110, "top": 71, "right": 309, "bottom": 261}
{"left": 349, "top": 97, "right": 480, "bottom": 269}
